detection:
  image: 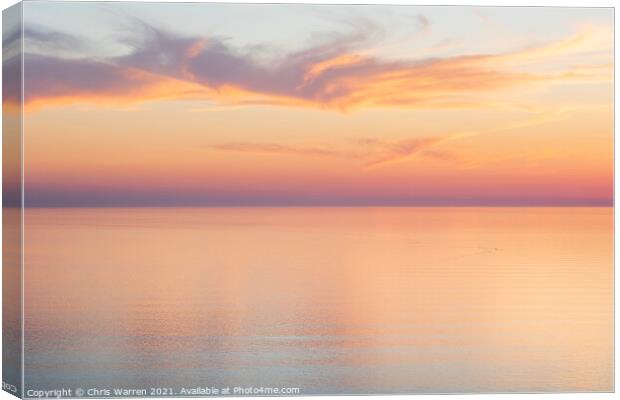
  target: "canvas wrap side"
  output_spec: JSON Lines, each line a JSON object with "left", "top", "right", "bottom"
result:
{"left": 3, "top": 2, "right": 23, "bottom": 398}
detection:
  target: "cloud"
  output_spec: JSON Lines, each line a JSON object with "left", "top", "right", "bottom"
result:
{"left": 416, "top": 15, "right": 431, "bottom": 32}
{"left": 421, "top": 149, "right": 459, "bottom": 162}
{"left": 359, "top": 133, "right": 479, "bottom": 168}
{"left": 362, "top": 137, "right": 447, "bottom": 167}
{"left": 208, "top": 142, "right": 365, "bottom": 159}
{"left": 206, "top": 104, "right": 599, "bottom": 170}
{"left": 208, "top": 134, "right": 465, "bottom": 169}
{"left": 12, "top": 18, "right": 613, "bottom": 112}
{"left": 24, "top": 27, "right": 89, "bottom": 54}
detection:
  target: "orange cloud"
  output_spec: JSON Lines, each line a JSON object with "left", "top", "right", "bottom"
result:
{"left": 207, "top": 135, "right": 464, "bottom": 169}
{"left": 206, "top": 103, "right": 608, "bottom": 170}
{"left": 8, "top": 20, "right": 612, "bottom": 112}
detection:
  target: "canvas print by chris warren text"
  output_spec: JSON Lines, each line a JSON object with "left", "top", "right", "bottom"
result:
{"left": 1, "top": 1, "right": 613, "bottom": 397}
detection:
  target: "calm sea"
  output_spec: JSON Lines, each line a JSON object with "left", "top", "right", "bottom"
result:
{"left": 23, "top": 207, "right": 612, "bottom": 394}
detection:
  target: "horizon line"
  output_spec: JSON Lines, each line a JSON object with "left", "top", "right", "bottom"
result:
{"left": 6, "top": 195, "right": 613, "bottom": 208}
{"left": 8, "top": 204, "right": 614, "bottom": 209}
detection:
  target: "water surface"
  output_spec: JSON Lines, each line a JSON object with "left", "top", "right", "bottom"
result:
{"left": 24, "top": 207, "right": 613, "bottom": 394}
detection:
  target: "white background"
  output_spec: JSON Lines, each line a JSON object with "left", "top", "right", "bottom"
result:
{"left": 0, "top": 1, "right": 615, "bottom": 400}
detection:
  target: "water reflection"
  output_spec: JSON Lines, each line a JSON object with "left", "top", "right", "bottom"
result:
{"left": 24, "top": 207, "right": 612, "bottom": 393}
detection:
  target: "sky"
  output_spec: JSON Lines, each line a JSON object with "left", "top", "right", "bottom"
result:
{"left": 6, "top": 2, "right": 614, "bottom": 206}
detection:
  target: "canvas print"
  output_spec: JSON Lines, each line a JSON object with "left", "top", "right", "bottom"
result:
{"left": 2, "top": 1, "right": 614, "bottom": 397}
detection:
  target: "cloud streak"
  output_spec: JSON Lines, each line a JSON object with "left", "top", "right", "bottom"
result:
{"left": 207, "top": 104, "right": 597, "bottom": 169}
{"left": 12, "top": 18, "right": 613, "bottom": 112}
{"left": 207, "top": 134, "right": 468, "bottom": 169}
{"left": 209, "top": 142, "right": 366, "bottom": 159}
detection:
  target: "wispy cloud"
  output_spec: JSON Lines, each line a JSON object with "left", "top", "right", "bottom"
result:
{"left": 13, "top": 17, "right": 613, "bottom": 112}
{"left": 361, "top": 135, "right": 468, "bottom": 168}
{"left": 208, "top": 142, "right": 366, "bottom": 159}
{"left": 208, "top": 134, "right": 469, "bottom": 169}
{"left": 207, "top": 104, "right": 603, "bottom": 169}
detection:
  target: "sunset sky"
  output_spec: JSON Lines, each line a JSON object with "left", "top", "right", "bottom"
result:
{"left": 9, "top": 3, "right": 614, "bottom": 206}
